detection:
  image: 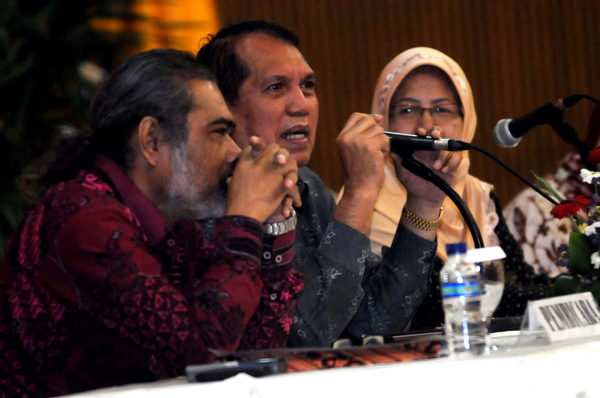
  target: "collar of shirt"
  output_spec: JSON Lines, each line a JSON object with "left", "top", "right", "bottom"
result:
{"left": 93, "top": 155, "right": 169, "bottom": 247}
{"left": 297, "top": 167, "right": 310, "bottom": 198}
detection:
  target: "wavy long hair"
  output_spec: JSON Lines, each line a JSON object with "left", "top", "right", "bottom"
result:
{"left": 21, "top": 48, "right": 215, "bottom": 202}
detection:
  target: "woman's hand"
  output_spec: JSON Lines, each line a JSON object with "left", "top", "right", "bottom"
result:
{"left": 392, "top": 125, "right": 462, "bottom": 208}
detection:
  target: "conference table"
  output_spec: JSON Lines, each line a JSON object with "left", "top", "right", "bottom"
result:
{"left": 67, "top": 330, "right": 600, "bottom": 398}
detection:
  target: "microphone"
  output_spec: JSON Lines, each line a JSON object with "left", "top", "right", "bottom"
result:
{"left": 494, "top": 94, "right": 584, "bottom": 148}
{"left": 384, "top": 131, "right": 471, "bottom": 154}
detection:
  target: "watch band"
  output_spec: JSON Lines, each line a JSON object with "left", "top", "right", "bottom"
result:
{"left": 264, "top": 208, "right": 297, "bottom": 236}
{"left": 402, "top": 206, "right": 443, "bottom": 231}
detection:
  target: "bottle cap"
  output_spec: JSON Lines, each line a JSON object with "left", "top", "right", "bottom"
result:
{"left": 446, "top": 242, "right": 467, "bottom": 255}
{"left": 465, "top": 246, "right": 506, "bottom": 263}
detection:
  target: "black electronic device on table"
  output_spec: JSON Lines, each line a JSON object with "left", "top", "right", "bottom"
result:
{"left": 186, "top": 357, "right": 287, "bottom": 383}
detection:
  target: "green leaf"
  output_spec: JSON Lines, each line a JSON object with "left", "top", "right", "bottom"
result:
{"left": 569, "top": 232, "right": 593, "bottom": 276}
{"left": 532, "top": 171, "right": 564, "bottom": 202}
{"left": 552, "top": 274, "right": 582, "bottom": 297}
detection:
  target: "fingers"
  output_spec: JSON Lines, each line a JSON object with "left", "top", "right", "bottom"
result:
{"left": 431, "top": 151, "right": 462, "bottom": 174}
{"left": 390, "top": 152, "right": 403, "bottom": 164}
{"left": 228, "top": 141, "right": 300, "bottom": 222}
{"left": 257, "top": 140, "right": 290, "bottom": 165}
{"left": 257, "top": 144, "right": 299, "bottom": 196}
{"left": 273, "top": 168, "right": 302, "bottom": 219}
{"left": 432, "top": 151, "right": 451, "bottom": 171}
{"left": 290, "top": 190, "right": 302, "bottom": 208}
{"left": 340, "top": 112, "right": 367, "bottom": 134}
{"left": 272, "top": 171, "right": 301, "bottom": 220}
{"left": 239, "top": 142, "right": 298, "bottom": 186}
{"left": 244, "top": 141, "right": 291, "bottom": 166}
{"left": 257, "top": 144, "right": 295, "bottom": 172}
{"left": 336, "top": 112, "right": 389, "bottom": 195}
{"left": 340, "top": 113, "right": 383, "bottom": 136}
{"left": 415, "top": 127, "right": 428, "bottom": 137}
{"left": 337, "top": 113, "right": 388, "bottom": 152}
{"left": 274, "top": 148, "right": 289, "bottom": 165}
{"left": 281, "top": 184, "right": 302, "bottom": 216}
{"left": 415, "top": 125, "right": 442, "bottom": 138}
{"left": 279, "top": 168, "right": 300, "bottom": 208}
{"left": 414, "top": 125, "right": 444, "bottom": 164}
{"left": 249, "top": 135, "right": 266, "bottom": 158}
{"left": 430, "top": 125, "right": 443, "bottom": 139}
{"left": 373, "top": 113, "right": 384, "bottom": 126}
{"left": 282, "top": 168, "right": 298, "bottom": 188}
{"left": 441, "top": 151, "right": 462, "bottom": 173}
{"left": 283, "top": 170, "right": 301, "bottom": 207}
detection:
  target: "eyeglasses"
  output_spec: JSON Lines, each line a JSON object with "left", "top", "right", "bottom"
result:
{"left": 390, "top": 104, "right": 462, "bottom": 122}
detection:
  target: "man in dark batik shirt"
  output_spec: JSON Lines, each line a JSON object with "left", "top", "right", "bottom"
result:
{"left": 0, "top": 49, "right": 304, "bottom": 396}
{"left": 197, "top": 21, "right": 461, "bottom": 347}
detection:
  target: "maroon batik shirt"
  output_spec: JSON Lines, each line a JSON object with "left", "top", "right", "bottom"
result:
{"left": 0, "top": 156, "right": 304, "bottom": 397}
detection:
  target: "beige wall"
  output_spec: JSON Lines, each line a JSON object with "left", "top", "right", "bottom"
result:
{"left": 214, "top": 0, "right": 600, "bottom": 205}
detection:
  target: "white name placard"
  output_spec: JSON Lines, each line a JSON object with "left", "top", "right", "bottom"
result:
{"left": 528, "top": 292, "right": 600, "bottom": 342}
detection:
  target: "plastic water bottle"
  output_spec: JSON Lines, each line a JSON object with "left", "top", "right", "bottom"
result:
{"left": 440, "top": 242, "right": 486, "bottom": 356}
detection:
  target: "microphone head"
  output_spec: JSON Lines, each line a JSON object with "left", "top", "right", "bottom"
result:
{"left": 561, "top": 94, "right": 584, "bottom": 109}
{"left": 494, "top": 118, "right": 522, "bottom": 148}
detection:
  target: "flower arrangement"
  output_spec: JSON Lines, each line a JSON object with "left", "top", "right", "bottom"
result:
{"left": 540, "top": 148, "right": 600, "bottom": 301}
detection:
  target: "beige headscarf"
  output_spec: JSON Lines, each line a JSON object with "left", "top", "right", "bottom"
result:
{"left": 371, "top": 47, "right": 498, "bottom": 261}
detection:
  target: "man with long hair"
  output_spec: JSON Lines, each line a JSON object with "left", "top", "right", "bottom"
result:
{"left": 0, "top": 48, "right": 304, "bottom": 396}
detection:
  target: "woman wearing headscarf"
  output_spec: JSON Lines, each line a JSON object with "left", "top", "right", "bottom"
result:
{"left": 368, "top": 47, "right": 551, "bottom": 330}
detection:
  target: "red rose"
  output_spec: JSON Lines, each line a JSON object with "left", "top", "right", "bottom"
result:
{"left": 550, "top": 195, "right": 590, "bottom": 219}
{"left": 588, "top": 148, "right": 600, "bottom": 165}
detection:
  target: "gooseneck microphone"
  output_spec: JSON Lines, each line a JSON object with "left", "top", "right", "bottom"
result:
{"left": 384, "top": 131, "right": 471, "bottom": 153}
{"left": 493, "top": 94, "right": 584, "bottom": 148}
{"left": 385, "top": 131, "right": 559, "bottom": 206}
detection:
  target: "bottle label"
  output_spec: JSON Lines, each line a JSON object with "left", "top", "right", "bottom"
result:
{"left": 442, "top": 281, "right": 482, "bottom": 298}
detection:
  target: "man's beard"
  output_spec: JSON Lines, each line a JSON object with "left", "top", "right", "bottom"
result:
{"left": 156, "top": 144, "right": 228, "bottom": 224}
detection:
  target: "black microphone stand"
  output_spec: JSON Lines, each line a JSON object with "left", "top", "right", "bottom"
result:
{"left": 541, "top": 100, "right": 593, "bottom": 169}
{"left": 399, "top": 152, "right": 485, "bottom": 249}
{"left": 551, "top": 119, "right": 593, "bottom": 169}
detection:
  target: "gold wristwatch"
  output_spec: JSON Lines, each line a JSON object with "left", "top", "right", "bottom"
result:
{"left": 402, "top": 206, "right": 443, "bottom": 231}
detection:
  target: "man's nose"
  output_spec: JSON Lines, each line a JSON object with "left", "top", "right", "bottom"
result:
{"left": 226, "top": 136, "right": 242, "bottom": 163}
{"left": 286, "top": 86, "right": 309, "bottom": 116}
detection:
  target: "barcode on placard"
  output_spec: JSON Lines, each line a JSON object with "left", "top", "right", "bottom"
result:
{"left": 538, "top": 300, "right": 600, "bottom": 332}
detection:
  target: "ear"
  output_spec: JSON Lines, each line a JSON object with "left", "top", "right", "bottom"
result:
{"left": 136, "top": 116, "right": 162, "bottom": 167}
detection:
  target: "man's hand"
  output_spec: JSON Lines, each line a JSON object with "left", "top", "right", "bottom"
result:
{"left": 337, "top": 113, "right": 389, "bottom": 198}
{"left": 248, "top": 136, "right": 300, "bottom": 224}
{"left": 226, "top": 137, "right": 301, "bottom": 223}
{"left": 335, "top": 113, "right": 389, "bottom": 236}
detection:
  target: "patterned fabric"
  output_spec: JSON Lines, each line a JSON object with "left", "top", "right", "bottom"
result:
{"left": 0, "top": 156, "right": 303, "bottom": 397}
{"left": 287, "top": 167, "right": 436, "bottom": 347}
{"left": 410, "top": 193, "right": 552, "bottom": 330}
{"left": 504, "top": 152, "right": 591, "bottom": 276}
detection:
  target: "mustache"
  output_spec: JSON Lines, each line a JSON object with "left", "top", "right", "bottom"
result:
{"left": 219, "top": 159, "right": 237, "bottom": 195}
{"left": 218, "top": 173, "right": 229, "bottom": 195}
{"left": 230, "top": 157, "right": 239, "bottom": 171}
